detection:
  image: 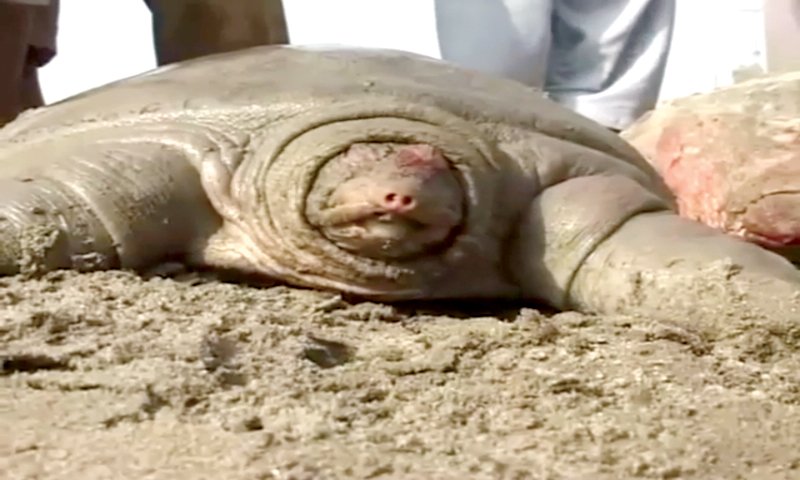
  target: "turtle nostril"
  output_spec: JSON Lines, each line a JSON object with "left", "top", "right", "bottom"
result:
{"left": 382, "top": 192, "right": 415, "bottom": 210}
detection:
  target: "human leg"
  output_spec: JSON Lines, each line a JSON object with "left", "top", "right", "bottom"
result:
{"left": 0, "top": 0, "right": 58, "bottom": 126}
{"left": 545, "top": 0, "right": 676, "bottom": 130}
{"left": 434, "top": 0, "right": 554, "bottom": 88}
{"left": 143, "top": 0, "right": 289, "bottom": 65}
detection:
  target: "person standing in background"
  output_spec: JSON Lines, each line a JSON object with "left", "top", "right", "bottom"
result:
{"left": 142, "top": 0, "right": 288, "bottom": 65}
{"left": 0, "top": 0, "right": 58, "bottom": 126}
{"left": 0, "top": 0, "right": 288, "bottom": 127}
{"left": 0, "top": 0, "right": 675, "bottom": 133}
{"left": 435, "top": 0, "right": 676, "bottom": 131}
{"left": 763, "top": 0, "right": 800, "bottom": 72}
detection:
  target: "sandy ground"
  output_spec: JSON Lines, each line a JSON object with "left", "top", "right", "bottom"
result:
{"left": 1, "top": 269, "right": 799, "bottom": 480}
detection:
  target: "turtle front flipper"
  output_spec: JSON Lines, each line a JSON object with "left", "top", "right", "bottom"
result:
{"left": 508, "top": 173, "right": 800, "bottom": 321}
{"left": 569, "top": 211, "right": 800, "bottom": 321}
{"left": 0, "top": 138, "right": 216, "bottom": 276}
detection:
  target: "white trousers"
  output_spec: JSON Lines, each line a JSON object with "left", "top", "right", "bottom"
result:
{"left": 434, "top": 0, "right": 676, "bottom": 129}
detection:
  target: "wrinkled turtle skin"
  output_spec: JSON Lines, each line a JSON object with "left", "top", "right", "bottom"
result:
{"left": 623, "top": 70, "right": 800, "bottom": 262}
{"left": 0, "top": 46, "right": 797, "bottom": 320}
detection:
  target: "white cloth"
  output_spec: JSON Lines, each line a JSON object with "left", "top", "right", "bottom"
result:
{"left": 285, "top": 0, "right": 675, "bottom": 130}
{"left": 434, "top": 0, "right": 676, "bottom": 129}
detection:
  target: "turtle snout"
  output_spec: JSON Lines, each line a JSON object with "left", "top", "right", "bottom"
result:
{"left": 305, "top": 141, "right": 468, "bottom": 260}
{"left": 380, "top": 191, "right": 417, "bottom": 213}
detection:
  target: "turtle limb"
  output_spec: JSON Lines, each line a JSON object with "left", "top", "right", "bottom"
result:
{"left": 507, "top": 174, "right": 668, "bottom": 310}
{"left": 570, "top": 211, "right": 800, "bottom": 321}
{"left": 508, "top": 174, "right": 800, "bottom": 321}
{"left": 0, "top": 141, "right": 214, "bottom": 276}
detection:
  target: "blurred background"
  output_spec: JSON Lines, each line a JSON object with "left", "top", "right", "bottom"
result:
{"left": 38, "top": 0, "right": 788, "bottom": 104}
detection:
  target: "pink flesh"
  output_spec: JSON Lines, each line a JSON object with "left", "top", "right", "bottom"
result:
{"left": 654, "top": 123, "right": 730, "bottom": 229}
{"left": 743, "top": 192, "right": 800, "bottom": 247}
{"left": 648, "top": 115, "right": 800, "bottom": 248}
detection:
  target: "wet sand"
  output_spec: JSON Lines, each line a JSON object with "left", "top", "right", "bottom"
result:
{"left": 1, "top": 270, "right": 800, "bottom": 479}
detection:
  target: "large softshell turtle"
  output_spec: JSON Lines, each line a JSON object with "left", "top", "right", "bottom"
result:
{"left": 0, "top": 46, "right": 797, "bottom": 321}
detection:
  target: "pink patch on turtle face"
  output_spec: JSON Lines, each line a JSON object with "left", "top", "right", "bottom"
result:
{"left": 393, "top": 144, "right": 449, "bottom": 177}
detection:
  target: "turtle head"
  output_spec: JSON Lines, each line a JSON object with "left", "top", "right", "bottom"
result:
{"left": 309, "top": 143, "right": 465, "bottom": 260}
